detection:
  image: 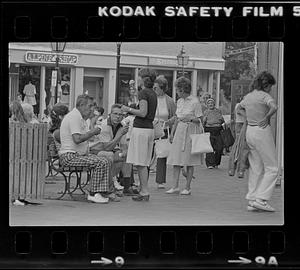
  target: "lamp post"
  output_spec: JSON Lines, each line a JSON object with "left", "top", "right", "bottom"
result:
{"left": 51, "top": 42, "right": 66, "bottom": 104}
{"left": 177, "top": 45, "right": 189, "bottom": 77}
{"left": 115, "top": 42, "right": 122, "bottom": 103}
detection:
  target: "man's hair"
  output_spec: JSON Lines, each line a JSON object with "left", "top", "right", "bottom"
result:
{"left": 175, "top": 76, "right": 191, "bottom": 94}
{"left": 154, "top": 75, "right": 168, "bottom": 93}
{"left": 250, "top": 71, "right": 276, "bottom": 92}
{"left": 76, "top": 94, "right": 93, "bottom": 108}
{"left": 110, "top": 103, "right": 122, "bottom": 113}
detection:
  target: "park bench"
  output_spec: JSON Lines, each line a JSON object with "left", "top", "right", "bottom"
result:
{"left": 46, "top": 133, "right": 91, "bottom": 200}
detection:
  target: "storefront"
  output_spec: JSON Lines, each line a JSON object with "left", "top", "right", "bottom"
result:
{"left": 9, "top": 43, "right": 225, "bottom": 118}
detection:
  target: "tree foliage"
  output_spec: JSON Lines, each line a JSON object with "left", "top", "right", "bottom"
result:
{"left": 221, "top": 42, "right": 256, "bottom": 101}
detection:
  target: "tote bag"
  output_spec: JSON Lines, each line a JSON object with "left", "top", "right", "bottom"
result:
{"left": 190, "top": 132, "right": 214, "bottom": 154}
{"left": 220, "top": 127, "right": 235, "bottom": 148}
{"left": 153, "top": 106, "right": 165, "bottom": 139}
{"left": 155, "top": 124, "right": 171, "bottom": 158}
{"left": 153, "top": 120, "right": 164, "bottom": 139}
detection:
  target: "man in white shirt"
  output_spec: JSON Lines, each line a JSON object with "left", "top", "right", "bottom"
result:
{"left": 59, "top": 94, "right": 114, "bottom": 204}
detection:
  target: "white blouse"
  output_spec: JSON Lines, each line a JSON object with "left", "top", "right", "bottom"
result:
{"left": 176, "top": 95, "right": 203, "bottom": 118}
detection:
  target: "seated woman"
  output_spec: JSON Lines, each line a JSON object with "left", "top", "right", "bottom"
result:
{"left": 21, "top": 103, "right": 39, "bottom": 124}
{"left": 9, "top": 101, "right": 27, "bottom": 123}
{"left": 49, "top": 103, "right": 69, "bottom": 147}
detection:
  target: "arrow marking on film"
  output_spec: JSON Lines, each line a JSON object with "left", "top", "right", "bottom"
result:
{"left": 228, "top": 256, "right": 252, "bottom": 264}
{"left": 91, "top": 257, "right": 113, "bottom": 265}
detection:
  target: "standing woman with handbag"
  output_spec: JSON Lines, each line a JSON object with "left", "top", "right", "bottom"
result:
{"left": 153, "top": 76, "right": 177, "bottom": 189}
{"left": 166, "top": 77, "right": 203, "bottom": 195}
{"left": 121, "top": 68, "right": 158, "bottom": 201}
{"left": 203, "top": 98, "right": 225, "bottom": 169}
{"left": 237, "top": 71, "right": 278, "bottom": 212}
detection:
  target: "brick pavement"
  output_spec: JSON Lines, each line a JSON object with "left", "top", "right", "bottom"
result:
{"left": 9, "top": 156, "right": 283, "bottom": 226}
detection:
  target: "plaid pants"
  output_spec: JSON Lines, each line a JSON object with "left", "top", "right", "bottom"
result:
{"left": 59, "top": 152, "right": 112, "bottom": 193}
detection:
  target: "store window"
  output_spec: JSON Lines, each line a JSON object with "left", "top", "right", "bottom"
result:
{"left": 117, "top": 67, "right": 135, "bottom": 105}
{"left": 45, "top": 67, "right": 71, "bottom": 108}
{"left": 156, "top": 69, "right": 173, "bottom": 98}
{"left": 19, "top": 65, "right": 41, "bottom": 115}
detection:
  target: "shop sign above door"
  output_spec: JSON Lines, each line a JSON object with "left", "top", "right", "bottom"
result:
{"left": 25, "top": 51, "right": 78, "bottom": 65}
{"left": 149, "top": 57, "right": 194, "bottom": 68}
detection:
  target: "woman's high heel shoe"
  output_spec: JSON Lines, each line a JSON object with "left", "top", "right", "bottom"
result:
{"left": 132, "top": 194, "right": 150, "bottom": 201}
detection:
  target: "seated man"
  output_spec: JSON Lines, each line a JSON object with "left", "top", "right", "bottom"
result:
{"left": 59, "top": 94, "right": 117, "bottom": 204}
{"left": 90, "top": 104, "right": 138, "bottom": 196}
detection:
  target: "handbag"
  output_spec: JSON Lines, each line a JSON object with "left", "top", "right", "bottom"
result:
{"left": 153, "top": 106, "right": 165, "bottom": 139}
{"left": 155, "top": 123, "right": 171, "bottom": 158}
{"left": 190, "top": 132, "right": 214, "bottom": 154}
{"left": 220, "top": 126, "right": 235, "bottom": 148}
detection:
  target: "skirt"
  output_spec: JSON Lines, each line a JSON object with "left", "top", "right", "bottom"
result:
{"left": 126, "top": 127, "right": 155, "bottom": 166}
{"left": 167, "top": 121, "right": 203, "bottom": 166}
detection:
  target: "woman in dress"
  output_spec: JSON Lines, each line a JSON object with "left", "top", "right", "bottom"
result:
{"left": 166, "top": 77, "right": 203, "bottom": 195}
{"left": 153, "top": 75, "right": 176, "bottom": 189}
{"left": 237, "top": 71, "right": 278, "bottom": 212}
{"left": 121, "top": 68, "right": 158, "bottom": 201}
{"left": 203, "top": 98, "right": 225, "bottom": 169}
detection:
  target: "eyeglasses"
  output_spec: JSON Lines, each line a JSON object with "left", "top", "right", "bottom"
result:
{"left": 111, "top": 112, "right": 123, "bottom": 117}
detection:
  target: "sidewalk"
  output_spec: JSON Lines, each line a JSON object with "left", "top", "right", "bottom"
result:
{"left": 9, "top": 156, "right": 284, "bottom": 226}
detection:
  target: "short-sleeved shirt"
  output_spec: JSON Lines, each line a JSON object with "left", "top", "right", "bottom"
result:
{"left": 203, "top": 108, "right": 224, "bottom": 127}
{"left": 239, "top": 90, "right": 275, "bottom": 126}
{"left": 176, "top": 95, "right": 203, "bottom": 118}
{"left": 95, "top": 117, "right": 123, "bottom": 143}
{"left": 59, "top": 108, "right": 89, "bottom": 155}
{"left": 133, "top": 87, "right": 157, "bottom": 129}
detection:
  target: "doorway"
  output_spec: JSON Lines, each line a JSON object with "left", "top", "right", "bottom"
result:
{"left": 83, "top": 77, "right": 104, "bottom": 107}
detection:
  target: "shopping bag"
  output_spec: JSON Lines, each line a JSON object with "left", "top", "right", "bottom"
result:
{"left": 153, "top": 120, "right": 164, "bottom": 139}
{"left": 220, "top": 127, "right": 235, "bottom": 148}
{"left": 155, "top": 138, "right": 171, "bottom": 158}
{"left": 155, "top": 125, "right": 171, "bottom": 158}
{"left": 190, "top": 133, "right": 214, "bottom": 154}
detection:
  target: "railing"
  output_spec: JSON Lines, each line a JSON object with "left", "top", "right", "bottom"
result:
{"left": 9, "top": 122, "right": 48, "bottom": 201}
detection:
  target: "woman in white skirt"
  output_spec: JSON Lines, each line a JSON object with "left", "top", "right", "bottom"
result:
{"left": 121, "top": 68, "right": 158, "bottom": 201}
{"left": 237, "top": 71, "right": 278, "bottom": 212}
{"left": 166, "top": 77, "right": 203, "bottom": 195}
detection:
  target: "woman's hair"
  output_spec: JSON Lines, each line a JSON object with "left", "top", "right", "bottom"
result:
{"left": 21, "top": 103, "right": 35, "bottom": 122}
{"left": 138, "top": 68, "right": 157, "bottom": 88}
{"left": 9, "top": 101, "right": 27, "bottom": 123}
{"left": 175, "top": 76, "right": 191, "bottom": 94}
{"left": 250, "top": 71, "right": 276, "bottom": 92}
{"left": 49, "top": 103, "right": 69, "bottom": 133}
{"left": 154, "top": 75, "right": 168, "bottom": 93}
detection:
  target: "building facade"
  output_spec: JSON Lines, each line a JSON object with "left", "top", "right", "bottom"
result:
{"left": 9, "top": 42, "right": 225, "bottom": 118}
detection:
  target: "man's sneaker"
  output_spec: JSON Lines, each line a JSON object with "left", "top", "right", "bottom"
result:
{"left": 123, "top": 187, "right": 139, "bottom": 196}
{"left": 166, "top": 187, "right": 180, "bottom": 194}
{"left": 87, "top": 193, "right": 109, "bottom": 204}
{"left": 252, "top": 200, "right": 275, "bottom": 212}
{"left": 247, "top": 200, "right": 260, "bottom": 211}
{"left": 157, "top": 184, "right": 165, "bottom": 189}
{"left": 104, "top": 193, "right": 121, "bottom": 202}
{"left": 113, "top": 179, "right": 124, "bottom": 191}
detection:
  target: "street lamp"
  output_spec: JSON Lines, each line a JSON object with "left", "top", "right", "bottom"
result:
{"left": 115, "top": 42, "right": 122, "bottom": 103}
{"left": 177, "top": 45, "right": 189, "bottom": 77}
{"left": 51, "top": 42, "right": 66, "bottom": 104}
